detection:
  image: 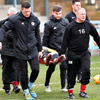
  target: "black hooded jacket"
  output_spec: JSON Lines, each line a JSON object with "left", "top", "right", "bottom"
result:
{"left": 0, "top": 12, "right": 42, "bottom": 60}
{"left": 0, "top": 18, "right": 14, "bottom": 56}
{"left": 42, "top": 15, "right": 69, "bottom": 53}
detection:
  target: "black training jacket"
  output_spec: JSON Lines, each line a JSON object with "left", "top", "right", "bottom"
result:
{"left": 0, "top": 18, "right": 14, "bottom": 56}
{"left": 0, "top": 11, "right": 42, "bottom": 60}
{"left": 42, "top": 15, "right": 69, "bottom": 53}
{"left": 61, "top": 20, "right": 100, "bottom": 54}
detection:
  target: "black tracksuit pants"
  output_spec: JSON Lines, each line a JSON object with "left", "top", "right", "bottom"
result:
{"left": 1, "top": 55, "right": 19, "bottom": 90}
{"left": 67, "top": 51, "right": 91, "bottom": 89}
{"left": 17, "top": 55, "right": 39, "bottom": 90}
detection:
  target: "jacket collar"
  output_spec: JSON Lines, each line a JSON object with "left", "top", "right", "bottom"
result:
{"left": 50, "top": 15, "right": 62, "bottom": 22}
{"left": 18, "top": 11, "right": 35, "bottom": 21}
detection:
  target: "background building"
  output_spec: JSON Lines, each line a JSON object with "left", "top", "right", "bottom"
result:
{"left": 0, "top": 0, "right": 100, "bottom": 20}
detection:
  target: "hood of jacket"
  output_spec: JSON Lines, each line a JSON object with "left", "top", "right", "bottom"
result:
{"left": 49, "top": 15, "right": 62, "bottom": 22}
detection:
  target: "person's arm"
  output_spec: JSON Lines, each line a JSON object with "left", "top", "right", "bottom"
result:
{"left": 90, "top": 23, "right": 100, "bottom": 49}
{"left": 61, "top": 25, "right": 71, "bottom": 54}
{"left": 0, "top": 18, "right": 14, "bottom": 42}
{"left": 42, "top": 22, "right": 51, "bottom": 47}
{"left": 0, "top": 19, "right": 8, "bottom": 41}
{"left": 89, "top": 22, "right": 100, "bottom": 55}
{"left": 35, "top": 19, "right": 42, "bottom": 52}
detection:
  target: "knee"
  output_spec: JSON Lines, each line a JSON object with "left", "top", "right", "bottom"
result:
{"left": 81, "top": 71, "right": 90, "bottom": 84}
{"left": 32, "top": 68, "right": 39, "bottom": 74}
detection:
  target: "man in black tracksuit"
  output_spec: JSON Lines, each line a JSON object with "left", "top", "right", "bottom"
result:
{"left": 0, "top": 2, "right": 42, "bottom": 100}
{"left": 65, "top": 0, "right": 89, "bottom": 23}
{"left": 0, "top": 18, "right": 20, "bottom": 94}
{"left": 42, "top": 5, "right": 69, "bottom": 92}
{"left": 61, "top": 8, "right": 100, "bottom": 99}
{"left": 65, "top": 0, "right": 89, "bottom": 83}
{"left": 0, "top": 7, "right": 20, "bottom": 95}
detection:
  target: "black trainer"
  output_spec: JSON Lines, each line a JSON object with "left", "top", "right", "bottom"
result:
{"left": 5, "top": 90, "right": 11, "bottom": 95}
{"left": 13, "top": 85, "right": 20, "bottom": 93}
{"left": 68, "top": 93, "right": 74, "bottom": 99}
{"left": 79, "top": 92, "right": 89, "bottom": 98}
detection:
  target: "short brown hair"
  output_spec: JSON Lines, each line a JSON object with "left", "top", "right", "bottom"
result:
{"left": 52, "top": 5, "right": 62, "bottom": 12}
{"left": 72, "top": 0, "right": 80, "bottom": 5}
{"left": 21, "top": 1, "right": 31, "bottom": 8}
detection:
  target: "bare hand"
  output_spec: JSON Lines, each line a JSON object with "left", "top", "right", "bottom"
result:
{"left": 38, "top": 51, "right": 42, "bottom": 58}
{"left": 0, "top": 42, "right": 2, "bottom": 50}
{"left": 61, "top": 54, "right": 66, "bottom": 59}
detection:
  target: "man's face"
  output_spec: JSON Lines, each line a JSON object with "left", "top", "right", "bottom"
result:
{"left": 72, "top": 2, "right": 81, "bottom": 12}
{"left": 76, "top": 9, "right": 86, "bottom": 22}
{"left": 21, "top": 7, "right": 31, "bottom": 18}
{"left": 52, "top": 10, "right": 62, "bottom": 20}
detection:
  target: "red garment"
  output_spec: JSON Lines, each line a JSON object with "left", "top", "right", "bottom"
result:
{"left": 68, "top": 89, "right": 73, "bottom": 94}
{"left": 39, "top": 58, "right": 46, "bottom": 64}
{"left": 80, "top": 84, "right": 86, "bottom": 92}
{"left": 12, "top": 81, "right": 19, "bottom": 86}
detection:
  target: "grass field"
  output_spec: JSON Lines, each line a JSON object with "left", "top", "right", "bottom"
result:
{"left": 0, "top": 56, "right": 100, "bottom": 100}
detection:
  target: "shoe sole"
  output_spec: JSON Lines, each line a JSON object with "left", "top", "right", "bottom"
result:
{"left": 45, "top": 91, "right": 52, "bottom": 92}
{"left": 31, "top": 94, "right": 37, "bottom": 98}
{"left": 45, "top": 89, "right": 52, "bottom": 92}
{"left": 68, "top": 96, "right": 75, "bottom": 99}
{"left": 26, "top": 98, "right": 34, "bottom": 100}
{"left": 79, "top": 95, "right": 89, "bottom": 98}
{"left": 6, "top": 93, "right": 11, "bottom": 95}
{"left": 5, "top": 90, "right": 11, "bottom": 95}
{"left": 62, "top": 90, "right": 68, "bottom": 93}
{"left": 79, "top": 94, "right": 89, "bottom": 98}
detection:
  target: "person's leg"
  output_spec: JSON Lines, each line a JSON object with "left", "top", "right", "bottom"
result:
{"left": 1, "top": 55, "right": 12, "bottom": 94}
{"left": 17, "top": 59, "right": 34, "bottom": 100}
{"left": 28, "top": 56, "right": 39, "bottom": 98}
{"left": 79, "top": 52, "right": 90, "bottom": 98}
{"left": 60, "top": 60, "right": 67, "bottom": 92}
{"left": 67, "top": 59, "right": 79, "bottom": 99}
{"left": 11, "top": 58, "right": 20, "bottom": 93}
{"left": 44, "top": 64, "right": 56, "bottom": 92}
{"left": 29, "top": 56, "right": 39, "bottom": 83}
{"left": 80, "top": 52, "right": 91, "bottom": 85}
{"left": 17, "top": 59, "right": 28, "bottom": 90}
{"left": 45, "top": 64, "right": 55, "bottom": 86}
